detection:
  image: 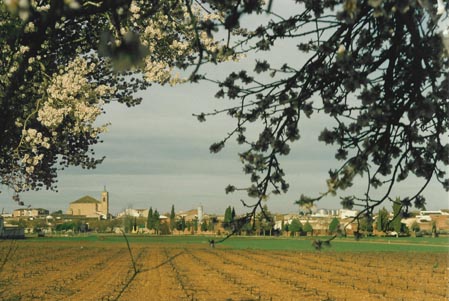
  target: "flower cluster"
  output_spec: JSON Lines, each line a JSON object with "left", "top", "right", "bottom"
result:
{"left": 126, "top": 0, "right": 237, "bottom": 86}
{"left": 437, "top": 0, "right": 446, "bottom": 15}
{"left": 37, "top": 57, "right": 113, "bottom": 133}
{"left": 20, "top": 128, "right": 50, "bottom": 174}
{"left": 17, "top": 57, "right": 114, "bottom": 178}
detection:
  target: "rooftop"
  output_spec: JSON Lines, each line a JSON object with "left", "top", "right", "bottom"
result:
{"left": 70, "top": 195, "right": 100, "bottom": 204}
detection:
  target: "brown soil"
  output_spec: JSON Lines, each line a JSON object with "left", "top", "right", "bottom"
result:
{"left": 0, "top": 241, "right": 447, "bottom": 300}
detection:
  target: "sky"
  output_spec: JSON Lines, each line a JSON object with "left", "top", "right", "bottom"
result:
{"left": 1, "top": 2, "right": 448, "bottom": 215}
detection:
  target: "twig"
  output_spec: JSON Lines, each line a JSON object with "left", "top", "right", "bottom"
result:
{"left": 120, "top": 229, "right": 138, "bottom": 274}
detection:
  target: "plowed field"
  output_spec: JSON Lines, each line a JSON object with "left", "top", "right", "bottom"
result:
{"left": 0, "top": 239, "right": 447, "bottom": 300}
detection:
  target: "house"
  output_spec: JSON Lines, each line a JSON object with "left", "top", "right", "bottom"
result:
{"left": 0, "top": 217, "right": 24, "bottom": 239}
{"left": 339, "top": 209, "right": 358, "bottom": 219}
{"left": 177, "top": 208, "right": 200, "bottom": 222}
{"left": 416, "top": 210, "right": 448, "bottom": 222}
{"left": 273, "top": 213, "right": 298, "bottom": 230}
{"left": 67, "top": 188, "right": 109, "bottom": 219}
{"left": 116, "top": 208, "right": 149, "bottom": 218}
{"left": 0, "top": 210, "right": 12, "bottom": 218}
{"left": 12, "top": 208, "right": 49, "bottom": 218}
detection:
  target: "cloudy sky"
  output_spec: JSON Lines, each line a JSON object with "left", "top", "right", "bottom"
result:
{"left": 1, "top": 3, "right": 448, "bottom": 215}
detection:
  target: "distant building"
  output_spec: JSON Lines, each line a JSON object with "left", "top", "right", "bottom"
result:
{"left": 12, "top": 208, "right": 49, "bottom": 218}
{"left": 416, "top": 210, "right": 448, "bottom": 222}
{"left": 0, "top": 217, "right": 24, "bottom": 239}
{"left": 311, "top": 209, "right": 330, "bottom": 217}
{"left": 197, "top": 205, "right": 203, "bottom": 224}
{"left": 177, "top": 208, "right": 200, "bottom": 222}
{"left": 67, "top": 187, "right": 109, "bottom": 219}
{"left": 0, "top": 209, "right": 12, "bottom": 218}
{"left": 117, "top": 208, "right": 149, "bottom": 218}
{"left": 339, "top": 209, "right": 358, "bottom": 219}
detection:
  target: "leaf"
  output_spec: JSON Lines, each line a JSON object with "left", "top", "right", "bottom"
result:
{"left": 254, "top": 60, "right": 270, "bottom": 73}
{"left": 340, "top": 196, "right": 354, "bottom": 209}
{"left": 209, "top": 141, "right": 225, "bottom": 153}
{"left": 196, "top": 113, "right": 206, "bottom": 122}
{"left": 225, "top": 185, "right": 236, "bottom": 194}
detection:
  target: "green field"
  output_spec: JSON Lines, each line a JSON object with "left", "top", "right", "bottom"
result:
{"left": 24, "top": 234, "right": 449, "bottom": 252}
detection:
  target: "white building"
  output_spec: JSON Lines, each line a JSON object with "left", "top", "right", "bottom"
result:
{"left": 116, "top": 208, "right": 149, "bottom": 218}
{"left": 339, "top": 209, "right": 358, "bottom": 219}
{"left": 197, "top": 205, "right": 203, "bottom": 224}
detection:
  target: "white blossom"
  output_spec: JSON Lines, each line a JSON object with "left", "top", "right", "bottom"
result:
{"left": 337, "top": 44, "right": 346, "bottom": 55}
{"left": 64, "top": 0, "right": 80, "bottom": 10}
{"left": 437, "top": 0, "right": 446, "bottom": 15}
{"left": 19, "top": 45, "right": 29, "bottom": 53}
{"left": 136, "top": 2, "right": 238, "bottom": 85}
{"left": 35, "top": 4, "right": 50, "bottom": 12}
{"left": 24, "top": 21, "right": 35, "bottom": 33}
{"left": 18, "top": 56, "right": 112, "bottom": 177}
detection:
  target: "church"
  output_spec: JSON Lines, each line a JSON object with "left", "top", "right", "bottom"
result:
{"left": 67, "top": 187, "right": 109, "bottom": 219}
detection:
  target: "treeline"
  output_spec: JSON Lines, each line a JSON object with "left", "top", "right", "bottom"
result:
{"left": 144, "top": 205, "right": 218, "bottom": 235}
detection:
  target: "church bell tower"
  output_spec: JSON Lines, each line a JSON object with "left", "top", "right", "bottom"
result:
{"left": 100, "top": 186, "right": 109, "bottom": 218}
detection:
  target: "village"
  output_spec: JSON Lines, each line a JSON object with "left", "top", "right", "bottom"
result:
{"left": 1, "top": 188, "right": 449, "bottom": 239}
